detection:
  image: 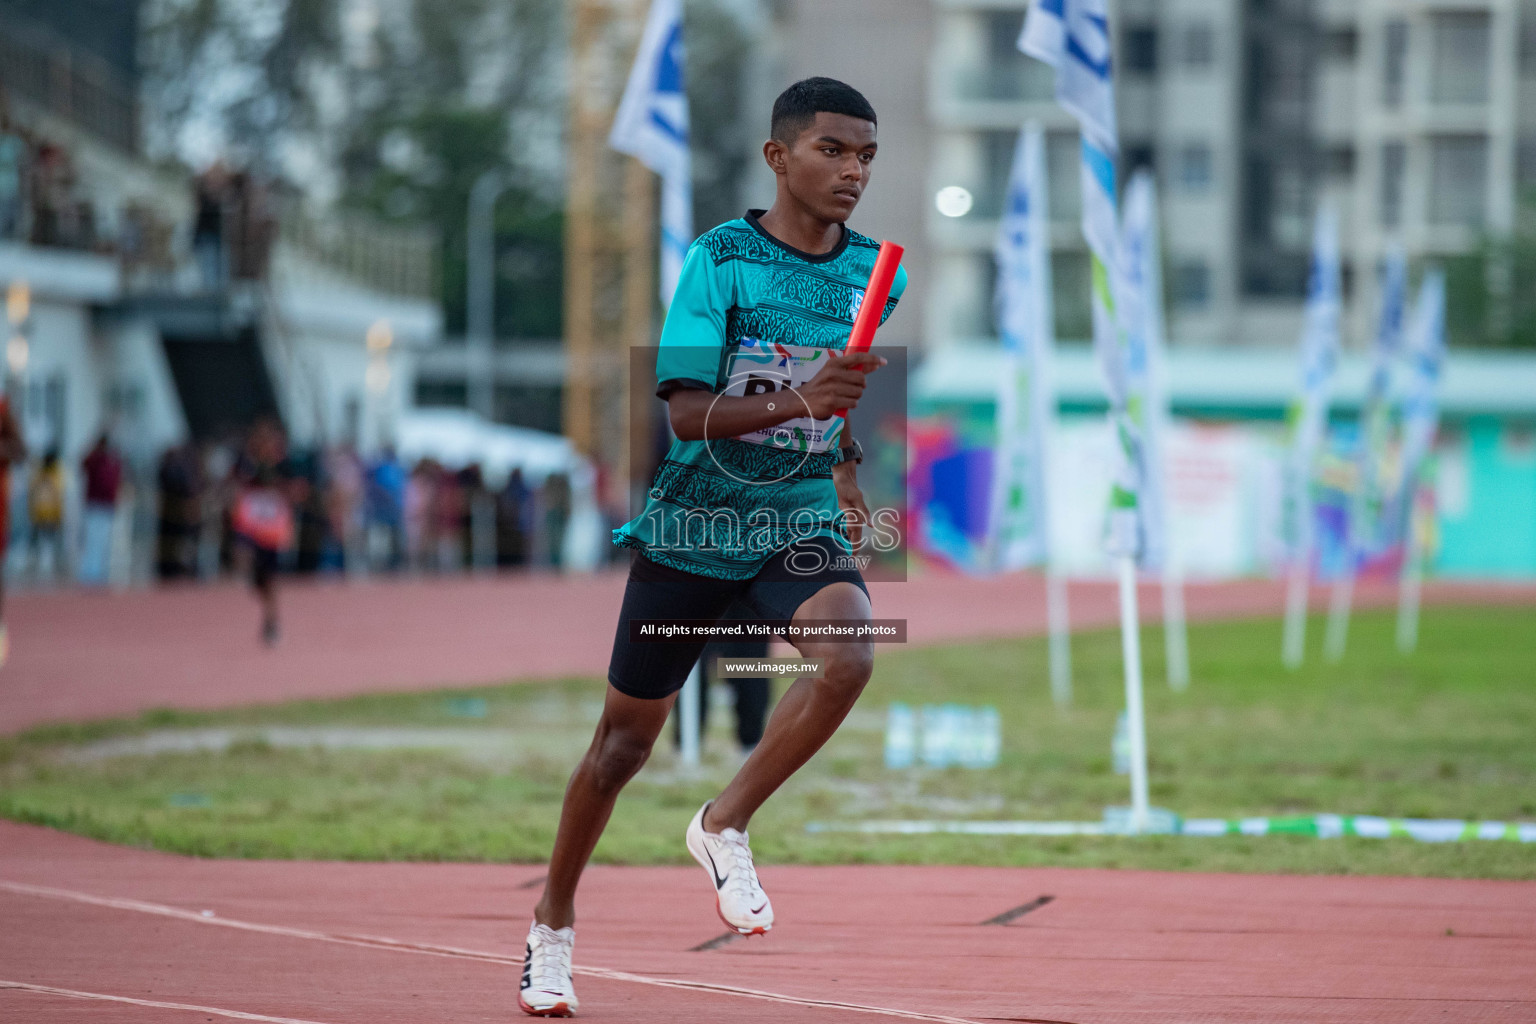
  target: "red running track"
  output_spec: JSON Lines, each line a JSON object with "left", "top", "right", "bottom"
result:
{"left": 4, "top": 569, "right": 1534, "bottom": 734}
{"left": 3, "top": 821, "right": 1534, "bottom": 1023}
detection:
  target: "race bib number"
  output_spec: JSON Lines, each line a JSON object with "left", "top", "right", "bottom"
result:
{"left": 724, "top": 340, "right": 843, "bottom": 454}
{"left": 234, "top": 488, "right": 295, "bottom": 551}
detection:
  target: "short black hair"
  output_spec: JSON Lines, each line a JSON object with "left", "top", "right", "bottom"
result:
{"left": 771, "top": 77, "right": 877, "bottom": 144}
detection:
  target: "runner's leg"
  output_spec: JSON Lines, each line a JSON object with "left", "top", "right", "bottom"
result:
{"left": 703, "top": 580, "right": 873, "bottom": 833}
{"left": 533, "top": 684, "right": 678, "bottom": 930}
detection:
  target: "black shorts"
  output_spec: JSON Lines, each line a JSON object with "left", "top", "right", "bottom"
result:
{"left": 608, "top": 537, "right": 869, "bottom": 700}
{"left": 240, "top": 538, "right": 281, "bottom": 589}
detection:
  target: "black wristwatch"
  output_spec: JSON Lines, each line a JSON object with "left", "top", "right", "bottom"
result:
{"left": 835, "top": 438, "right": 864, "bottom": 466}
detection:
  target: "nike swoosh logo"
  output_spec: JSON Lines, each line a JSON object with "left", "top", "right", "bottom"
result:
{"left": 751, "top": 902, "right": 767, "bottom": 914}
{"left": 704, "top": 846, "right": 729, "bottom": 890}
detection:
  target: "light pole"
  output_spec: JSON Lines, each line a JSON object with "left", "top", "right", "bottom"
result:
{"left": 365, "top": 317, "right": 393, "bottom": 450}
{"left": 467, "top": 169, "right": 508, "bottom": 422}
{"left": 6, "top": 281, "right": 29, "bottom": 388}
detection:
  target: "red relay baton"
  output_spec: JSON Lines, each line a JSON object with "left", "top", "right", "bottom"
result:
{"left": 835, "top": 240, "right": 905, "bottom": 419}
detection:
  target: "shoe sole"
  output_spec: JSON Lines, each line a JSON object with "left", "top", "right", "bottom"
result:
{"left": 715, "top": 894, "right": 770, "bottom": 936}
{"left": 518, "top": 996, "right": 574, "bottom": 1018}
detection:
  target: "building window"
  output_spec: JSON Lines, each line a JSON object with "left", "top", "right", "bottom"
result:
{"left": 1429, "top": 136, "right": 1488, "bottom": 227}
{"left": 1124, "top": 25, "right": 1157, "bottom": 74}
{"left": 1173, "top": 260, "right": 1211, "bottom": 310}
{"left": 1046, "top": 131, "right": 1082, "bottom": 223}
{"left": 1178, "top": 144, "right": 1214, "bottom": 192}
{"left": 1380, "top": 141, "right": 1406, "bottom": 228}
{"left": 1518, "top": 137, "right": 1536, "bottom": 190}
{"left": 1382, "top": 20, "right": 1409, "bottom": 107}
{"left": 1322, "top": 28, "right": 1358, "bottom": 62}
{"left": 970, "top": 11, "right": 1054, "bottom": 102}
{"left": 1521, "top": 15, "right": 1536, "bottom": 77}
{"left": 1123, "top": 144, "right": 1156, "bottom": 176}
{"left": 1324, "top": 145, "right": 1356, "bottom": 179}
{"left": 1051, "top": 252, "right": 1091, "bottom": 340}
{"left": 1180, "top": 23, "right": 1215, "bottom": 69}
{"left": 416, "top": 379, "right": 469, "bottom": 408}
{"left": 1431, "top": 12, "right": 1491, "bottom": 104}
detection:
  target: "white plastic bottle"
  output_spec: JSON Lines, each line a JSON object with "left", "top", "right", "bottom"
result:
{"left": 884, "top": 702, "right": 916, "bottom": 769}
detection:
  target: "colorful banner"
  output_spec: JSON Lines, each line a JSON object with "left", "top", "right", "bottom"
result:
{"left": 1387, "top": 269, "right": 1447, "bottom": 545}
{"left": 1349, "top": 248, "right": 1408, "bottom": 561}
{"left": 609, "top": 0, "right": 692, "bottom": 304}
{"left": 1020, "top": 0, "right": 1141, "bottom": 559}
{"left": 1117, "top": 170, "right": 1169, "bottom": 572}
{"left": 1285, "top": 206, "right": 1343, "bottom": 555}
{"left": 988, "top": 123, "right": 1056, "bottom": 571}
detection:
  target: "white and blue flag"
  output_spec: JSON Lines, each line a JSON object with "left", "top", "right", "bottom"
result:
{"left": 1285, "top": 205, "right": 1343, "bottom": 557}
{"left": 1388, "top": 269, "right": 1447, "bottom": 544}
{"left": 1118, "top": 169, "right": 1169, "bottom": 572}
{"left": 1349, "top": 248, "right": 1408, "bottom": 561}
{"left": 1020, "top": 0, "right": 1140, "bottom": 558}
{"left": 989, "top": 123, "right": 1057, "bottom": 572}
{"left": 610, "top": 0, "right": 692, "bottom": 304}
{"left": 1018, "top": 0, "right": 1116, "bottom": 153}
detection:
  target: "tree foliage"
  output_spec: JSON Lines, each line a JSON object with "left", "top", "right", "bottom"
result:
{"left": 140, "top": 0, "right": 564, "bottom": 339}
{"left": 1443, "top": 195, "right": 1536, "bottom": 350}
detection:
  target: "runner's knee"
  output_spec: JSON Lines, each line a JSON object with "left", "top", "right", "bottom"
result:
{"left": 819, "top": 643, "right": 874, "bottom": 700}
{"left": 587, "top": 729, "right": 653, "bottom": 794}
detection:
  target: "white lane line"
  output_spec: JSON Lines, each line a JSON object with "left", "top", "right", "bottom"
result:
{"left": 0, "top": 980, "right": 339, "bottom": 1024}
{"left": 0, "top": 880, "right": 981, "bottom": 1024}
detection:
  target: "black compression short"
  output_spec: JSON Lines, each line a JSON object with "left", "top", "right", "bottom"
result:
{"left": 607, "top": 537, "right": 869, "bottom": 700}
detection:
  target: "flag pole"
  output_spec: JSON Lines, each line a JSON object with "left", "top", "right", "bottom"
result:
{"left": 1393, "top": 270, "right": 1446, "bottom": 655}
{"left": 1117, "top": 555, "right": 1150, "bottom": 832}
{"left": 1323, "top": 561, "right": 1354, "bottom": 663}
{"left": 1161, "top": 550, "right": 1189, "bottom": 691}
{"left": 1281, "top": 205, "right": 1341, "bottom": 668}
{"left": 1281, "top": 469, "right": 1313, "bottom": 668}
{"left": 1328, "top": 249, "right": 1407, "bottom": 663}
{"left": 1396, "top": 500, "right": 1424, "bottom": 653}
{"left": 1046, "top": 564, "right": 1072, "bottom": 705}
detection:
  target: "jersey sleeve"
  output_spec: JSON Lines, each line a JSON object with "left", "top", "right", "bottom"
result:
{"left": 656, "top": 242, "right": 729, "bottom": 399}
{"left": 878, "top": 263, "right": 909, "bottom": 326}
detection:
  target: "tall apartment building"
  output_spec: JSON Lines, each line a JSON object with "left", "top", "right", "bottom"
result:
{"left": 926, "top": 0, "right": 1536, "bottom": 351}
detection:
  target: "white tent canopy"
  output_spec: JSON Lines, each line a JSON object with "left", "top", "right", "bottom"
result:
{"left": 393, "top": 408, "right": 581, "bottom": 485}
{"left": 393, "top": 408, "right": 607, "bottom": 571}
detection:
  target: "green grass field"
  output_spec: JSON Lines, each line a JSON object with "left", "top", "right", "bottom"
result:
{"left": 3, "top": 606, "right": 1534, "bottom": 878}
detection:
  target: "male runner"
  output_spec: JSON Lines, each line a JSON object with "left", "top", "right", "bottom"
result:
{"left": 519, "top": 77, "right": 906, "bottom": 1017}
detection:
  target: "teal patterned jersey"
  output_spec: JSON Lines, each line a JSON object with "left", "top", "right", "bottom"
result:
{"left": 613, "top": 211, "right": 907, "bottom": 579}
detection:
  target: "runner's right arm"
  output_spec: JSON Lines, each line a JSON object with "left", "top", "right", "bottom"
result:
{"left": 666, "top": 352, "right": 886, "bottom": 442}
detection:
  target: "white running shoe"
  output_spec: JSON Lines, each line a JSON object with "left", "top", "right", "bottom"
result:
{"left": 685, "top": 801, "right": 774, "bottom": 935}
{"left": 519, "top": 921, "right": 578, "bottom": 1017}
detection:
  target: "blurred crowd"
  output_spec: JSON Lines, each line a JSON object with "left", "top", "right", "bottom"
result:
{"left": 11, "top": 425, "right": 580, "bottom": 588}
{"left": 0, "top": 98, "right": 274, "bottom": 289}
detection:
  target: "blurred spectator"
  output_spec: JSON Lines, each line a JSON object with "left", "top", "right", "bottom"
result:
{"left": 541, "top": 471, "right": 572, "bottom": 568}
{"left": 193, "top": 162, "right": 231, "bottom": 290}
{"left": 0, "top": 392, "right": 23, "bottom": 660}
{"left": 497, "top": 467, "right": 530, "bottom": 567}
{"left": 290, "top": 449, "right": 327, "bottom": 573}
{"left": 228, "top": 171, "right": 275, "bottom": 281}
{"left": 366, "top": 446, "right": 406, "bottom": 569}
{"left": 404, "top": 458, "right": 435, "bottom": 571}
{"left": 155, "top": 443, "right": 204, "bottom": 580}
{"left": 323, "top": 442, "right": 366, "bottom": 571}
{"left": 78, "top": 433, "right": 123, "bottom": 586}
{"left": 673, "top": 636, "right": 773, "bottom": 757}
{"left": 28, "top": 450, "right": 65, "bottom": 581}
{"left": 434, "top": 464, "right": 465, "bottom": 571}
{"left": 459, "top": 463, "right": 491, "bottom": 569}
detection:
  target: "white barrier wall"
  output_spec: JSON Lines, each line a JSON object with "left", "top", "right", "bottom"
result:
{"left": 1047, "top": 418, "right": 1287, "bottom": 579}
